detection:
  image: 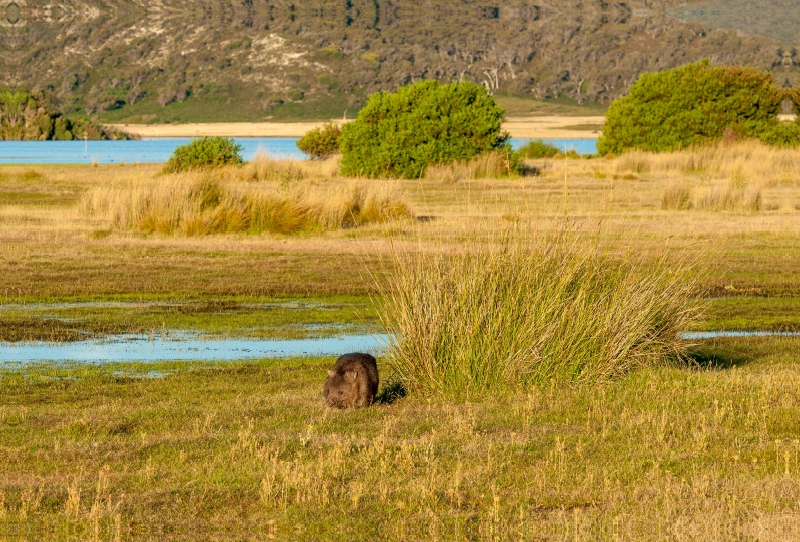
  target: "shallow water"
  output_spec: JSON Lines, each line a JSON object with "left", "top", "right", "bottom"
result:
{"left": 0, "top": 333, "right": 388, "bottom": 364}
{"left": 0, "top": 138, "right": 597, "bottom": 165}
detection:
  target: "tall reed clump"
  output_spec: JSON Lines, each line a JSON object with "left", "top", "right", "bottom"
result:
{"left": 80, "top": 173, "right": 413, "bottom": 236}
{"left": 378, "top": 229, "right": 704, "bottom": 398}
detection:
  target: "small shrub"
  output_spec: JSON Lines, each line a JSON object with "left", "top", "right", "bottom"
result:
{"left": 661, "top": 184, "right": 693, "bottom": 210}
{"left": 378, "top": 229, "right": 704, "bottom": 398}
{"left": 296, "top": 123, "right": 342, "bottom": 160}
{"left": 517, "top": 140, "right": 560, "bottom": 159}
{"left": 339, "top": 80, "right": 509, "bottom": 178}
{"left": 163, "top": 137, "right": 244, "bottom": 173}
{"left": 598, "top": 61, "right": 784, "bottom": 155}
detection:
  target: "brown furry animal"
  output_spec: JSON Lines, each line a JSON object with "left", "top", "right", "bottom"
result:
{"left": 323, "top": 353, "right": 379, "bottom": 409}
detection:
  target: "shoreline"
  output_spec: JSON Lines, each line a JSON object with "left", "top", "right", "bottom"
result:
{"left": 108, "top": 116, "right": 607, "bottom": 140}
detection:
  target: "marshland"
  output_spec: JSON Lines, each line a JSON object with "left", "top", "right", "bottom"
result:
{"left": 2, "top": 141, "right": 800, "bottom": 539}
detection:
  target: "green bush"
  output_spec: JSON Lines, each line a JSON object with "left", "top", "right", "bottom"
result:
{"left": 517, "top": 140, "right": 560, "bottom": 159}
{"left": 339, "top": 80, "right": 509, "bottom": 178}
{"left": 746, "top": 120, "right": 800, "bottom": 147}
{"left": 598, "top": 61, "right": 784, "bottom": 155}
{"left": 163, "top": 137, "right": 244, "bottom": 173}
{"left": 296, "top": 122, "right": 342, "bottom": 159}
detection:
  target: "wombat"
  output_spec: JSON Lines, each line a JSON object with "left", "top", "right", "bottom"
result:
{"left": 323, "top": 353, "right": 379, "bottom": 409}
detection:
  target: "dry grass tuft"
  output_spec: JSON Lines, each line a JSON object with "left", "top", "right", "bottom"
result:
{"left": 695, "top": 173, "right": 762, "bottom": 212}
{"left": 245, "top": 150, "right": 306, "bottom": 184}
{"left": 424, "top": 149, "right": 519, "bottom": 183}
{"left": 80, "top": 171, "right": 413, "bottom": 236}
{"left": 661, "top": 183, "right": 693, "bottom": 210}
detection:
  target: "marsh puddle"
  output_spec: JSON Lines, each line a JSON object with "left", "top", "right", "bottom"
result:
{"left": 682, "top": 331, "right": 800, "bottom": 339}
{"left": 0, "top": 333, "right": 388, "bottom": 364}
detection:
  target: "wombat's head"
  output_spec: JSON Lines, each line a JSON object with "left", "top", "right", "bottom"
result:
{"left": 324, "top": 369, "right": 360, "bottom": 409}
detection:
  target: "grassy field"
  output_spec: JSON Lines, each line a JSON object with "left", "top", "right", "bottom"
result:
{"left": 2, "top": 142, "right": 800, "bottom": 538}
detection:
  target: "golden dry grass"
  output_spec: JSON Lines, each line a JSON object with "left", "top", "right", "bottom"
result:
{"left": 79, "top": 160, "right": 413, "bottom": 236}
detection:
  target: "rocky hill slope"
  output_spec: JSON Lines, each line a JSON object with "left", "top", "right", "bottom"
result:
{"left": 2, "top": 0, "right": 798, "bottom": 122}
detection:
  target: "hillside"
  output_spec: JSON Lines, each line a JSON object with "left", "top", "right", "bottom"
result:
{"left": 2, "top": 0, "right": 799, "bottom": 123}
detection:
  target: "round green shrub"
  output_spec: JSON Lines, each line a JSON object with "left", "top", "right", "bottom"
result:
{"left": 516, "top": 140, "right": 560, "bottom": 159}
{"left": 163, "top": 137, "right": 244, "bottom": 173}
{"left": 339, "top": 80, "right": 510, "bottom": 178}
{"left": 296, "top": 122, "right": 342, "bottom": 159}
{"left": 598, "top": 61, "right": 784, "bottom": 155}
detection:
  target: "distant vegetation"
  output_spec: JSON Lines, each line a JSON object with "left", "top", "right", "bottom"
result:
{"left": 0, "top": 87, "right": 126, "bottom": 141}
{"left": 7, "top": 1, "right": 797, "bottom": 123}
{"left": 340, "top": 81, "right": 513, "bottom": 178}
{"left": 598, "top": 62, "right": 800, "bottom": 155}
{"left": 163, "top": 137, "right": 243, "bottom": 173}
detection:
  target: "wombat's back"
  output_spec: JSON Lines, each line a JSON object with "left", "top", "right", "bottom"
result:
{"left": 324, "top": 353, "right": 379, "bottom": 408}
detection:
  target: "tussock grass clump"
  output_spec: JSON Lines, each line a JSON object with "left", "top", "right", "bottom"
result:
{"left": 80, "top": 172, "right": 413, "bottom": 236}
{"left": 245, "top": 151, "right": 305, "bottom": 184}
{"left": 379, "top": 229, "right": 703, "bottom": 398}
{"left": 695, "top": 174, "right": 762, "bottom": 212}
{"left": 614, "top": 151, "right": 651, "bottom": 174}
{"left": 661, "top": 183, "right": 693, "bottom": 210}
{"left": 424, "top": 149, "right": 522, "bottom": 183}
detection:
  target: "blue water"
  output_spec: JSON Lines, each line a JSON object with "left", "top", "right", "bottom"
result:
{"left": 0, "top": 138, "right": 597, "bottom": 165}
{"left": 1, "top": 328, "right": 797, "bottom": 366}
{"left": 0, "top": 333, "right": 389, "bottom": 364}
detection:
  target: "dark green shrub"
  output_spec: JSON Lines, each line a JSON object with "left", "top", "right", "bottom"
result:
{"left": 296, "top": 122, "right": 342, "bottom": 159}
{"left": 163, "top": 137, "right": 244, "bottom": 173}
{"left": 598, "top": 61, "right": 784, "bottom": 155}
{"left": 517, "top": 140, "right": 560, "bottom": 159}
{"left": 339, "top": 80, "right": 509, "bottom": 178}
{"left": 746, "top": 120, "right": 800, "bottom": 147}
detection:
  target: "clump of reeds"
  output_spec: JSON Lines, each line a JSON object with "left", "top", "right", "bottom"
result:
{"left": 80, "top": 172, "right": 413, "bottom": 236}
{"left": 424, "top": 149, "right": 520, "bottom": 183}
{"left": 661, "top": 183, "right": 693, "bottom": 210}
{"left": 378, "top": 227, "right": 704, "bottom": 398}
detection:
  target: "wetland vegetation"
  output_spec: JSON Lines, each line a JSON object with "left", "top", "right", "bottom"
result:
{"left": 2, "top": 140, "right": 800, "bottom": 538}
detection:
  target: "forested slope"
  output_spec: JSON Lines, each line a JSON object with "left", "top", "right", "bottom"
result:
{"left": 1, "top": 0, "right": 798, "bottom": 122}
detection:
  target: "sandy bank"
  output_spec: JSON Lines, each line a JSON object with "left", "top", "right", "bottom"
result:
{"left": 108, "top": 116, "right": 607, "bottom": 140}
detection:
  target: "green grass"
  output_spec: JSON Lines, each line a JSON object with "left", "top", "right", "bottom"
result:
{"left": 99, "top": 86, "right": 355, "bottom": 124}
{"left": 2, "top": 338, "right": 798, "bottom": 538}
{"left": 0, "top": 296, "right": 377, "bottom": 342}
{"left": 494, "top": 94, "right": 607, "bottom": 117}
{"left": 704, "top": 297, "right": 800, "bottom": 331}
